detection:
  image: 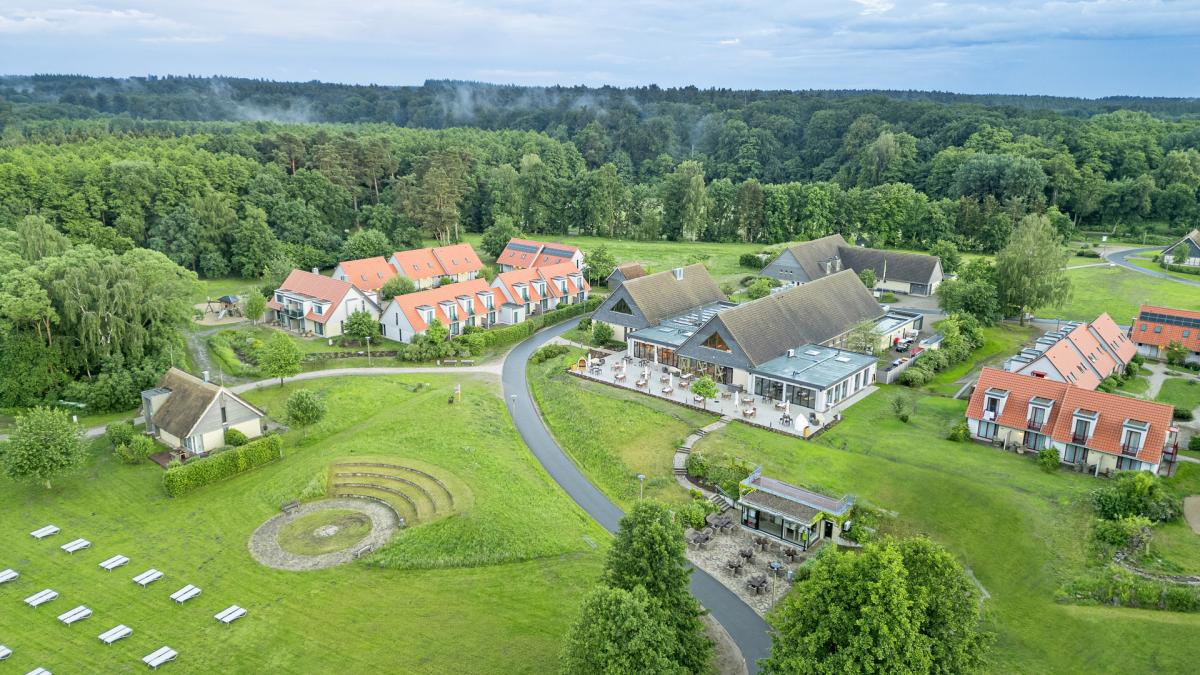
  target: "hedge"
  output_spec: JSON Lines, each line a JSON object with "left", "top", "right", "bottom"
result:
{"left": 468, "top": 297, "right": 602, "bottom": 352}
{"left": 1159, "top": 261, "right": 1200, "bottom": 276}
{"left": 163, "top": 434, "right": 284, "bottom": 497}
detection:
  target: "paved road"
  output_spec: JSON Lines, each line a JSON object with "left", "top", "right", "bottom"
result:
{"left": 501, "top": 317, "right": 772, "bottom": 674}
{"left": 1105, "top": 247, "right": 1200, "bottom": 287}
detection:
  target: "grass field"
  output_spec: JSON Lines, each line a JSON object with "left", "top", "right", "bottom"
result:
{"left": 1056, "top": 265, "right": 1200, "bottom": 322}
{"left": 534, "top": 364, "right": 1200, "bottom": 672}
{"left": 923, "top": 323, "right": 1039, "bottom": 397}
{"left": 0, "top": 374, "right": 605, "bottom": 673}
{"left": 528, "top": 354, "right": 715, "bottom": 509}
{"left": 1157, "top": 378, "right": 1200, "bottom": 412}
{"left": 277, "top": 509, "right": 372, "bottom": 555}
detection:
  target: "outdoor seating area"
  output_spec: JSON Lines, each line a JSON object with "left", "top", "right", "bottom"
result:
{"left": 574, "top": 354, "right": 873, "bottom": 438}
{"left": 684, "top": 520, "right": 816, "bottom": 616}
{"left": 3, "top": 525, "right": 248, "bottom": 671}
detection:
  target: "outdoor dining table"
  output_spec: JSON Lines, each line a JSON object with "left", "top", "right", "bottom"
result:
{"left": 754, "top": 535, "right": 771, "bottom": 551}
{"left": 726, "top": 558, "right": 743, "bottom": 576}
{"left": 738, "top": 548, "right": 755, "bottom": 562}
{"left": 741, "top": 396, "right": 754, "bottom": 404}
{"left": 716, "top": 515, "right": 734, "bottom": 529}
{"left": 783, "top": 547, "right": 799, "bottom": 562}
{"left": 768, "top": 561, "right": 786, "bottom": 577}
{"left": 747, "top": 575, "right": 769, "bottom": 595}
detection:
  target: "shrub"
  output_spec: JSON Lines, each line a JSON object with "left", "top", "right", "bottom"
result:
{"left": 890, "top": 393, "right": 916, "bottom": 423}
{"left": 105, "top": 421, "right": 136, "bottom": 448}
{"left": 685, "top": 452, "right": 710, "bottom": 479}
{"left": 1036, "top": 447, "right": 1061, "bottom": 473}
{"left": 720, "top": 282, "right": 735, "bottom": 296}
{"left": 577, "top": 317, "right": 592, "bottom": 332}
{"left": 591, "top": 321, "right": 614, "bottom": 345}
{"left": 1174, "top": 407, "right": 1194, "bottom": 421}
{"left": 1076, "top": 249, "right": 1101, "bottom": 258}
{"left": 1190, "top": 436, "right": 1200, "bottom": 453}
{"left": 162, "top": 435, "right": 284, "bottom": 497}
{"left": 1091, "top": 471, "right": 1180, "bottom": 522}
{"left": 115, "top": 435, "right": 158, "bottom": 465}
{"left": 1092, "top": 515, "right": 1152, "bottom": 548}
{"left": 224, "top": 428, "right": 249, "bottom": 447}
{"left": 677, "top": 499, "right": 711, "bottom": 529}
{"left": 531, "top": 344, "right": 571, "bottom": 364}
{"left": 739, "top": 253, "right": 765, "bottom": 269}
{"left": 745, "top": 278, "right": 773, "bottom": 299}
{"left": 881, "top": 292, "right": 898, "bottom": 303}
{"left": 898, "top": 365, "right": 931, "bottom": 388}
{"left": 947, "top": 419, "right": 970, "bottom": 442}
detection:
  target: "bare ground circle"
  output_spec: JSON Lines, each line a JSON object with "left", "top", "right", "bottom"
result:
{"left": 249, "top": 498, "right": 398, "bottom": 571}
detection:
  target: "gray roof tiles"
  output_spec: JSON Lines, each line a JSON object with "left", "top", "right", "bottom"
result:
{"left": 618, "top": 264, "right": 727, "bottom": 327}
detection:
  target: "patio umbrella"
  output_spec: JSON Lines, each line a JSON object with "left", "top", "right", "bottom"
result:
{"left": 585, "top": 353, "right": 592, "bottom": 369}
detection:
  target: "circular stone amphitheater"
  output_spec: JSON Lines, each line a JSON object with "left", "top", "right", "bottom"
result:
{"left": 249, "top": 460, "right": 467, "bottom": 571}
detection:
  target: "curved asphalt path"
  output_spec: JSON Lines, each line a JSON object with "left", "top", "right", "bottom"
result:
{"left": 1105, "top": 246, "right": 1200, "bottom": 287}
{"left": 502, "top": 317, "right": 772, "bottom": 674}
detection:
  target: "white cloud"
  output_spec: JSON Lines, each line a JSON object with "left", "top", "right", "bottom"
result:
{"left": 718, "top": 37, "right": 740, "bottom": 45}
{"left": 854, "top": 0, "right": 895, "bottom": 15}
{"left": 0, "top": 6, "right": 181, "bottom": 34}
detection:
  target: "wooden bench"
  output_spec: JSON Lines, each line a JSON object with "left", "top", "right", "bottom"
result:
{"left": 215, "top": 605, "right": 247, "bottom": 624}
{"left": 0, "top": 569, "right": 17, "bottom": 584}
{"left": 133, "top": 569, "right": 163, "bottom": 588}
{"left": 25, "top": 589, "right": 58, "bottom": 607}
{"left": 443, "top": 359, "right": 458, "bottom": 366}
{"left": 61, "top": 538, "right": 91, "bottom": 553}
{"left": 170, "top": 584, "right": 201, "bottom": 604}
{"left": 58, "top": 605, "right": 92, "bottom": 625}
{"left": 352, "top": 544, "right": 373, "bottom": 559}
{"left": 281, "top": 501, "right": 300, "bottom": 514}
{"left": 99, "top": 555, "right": 129, "bottom": 571}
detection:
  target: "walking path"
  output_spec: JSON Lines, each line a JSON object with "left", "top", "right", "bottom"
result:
{"left": 502, "top": 318, "right": 771, "bottom": 674}
{"left": 248, "top": 498, "right": 398, "bottom": 571}
{"left": 675, "top": 417, "right": 732, "bottom": 494}
{"left": 1105, "top": 246, "right": 1200, "bottom": 287}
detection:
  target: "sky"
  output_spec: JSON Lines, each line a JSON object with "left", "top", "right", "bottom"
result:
{"left": 1, "top": 1, "right": 1199, "bottom": 97}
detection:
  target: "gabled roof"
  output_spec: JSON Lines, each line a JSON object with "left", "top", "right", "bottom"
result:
{"left": 1090, "top": 312, "right": 1138, "bottom": 365}
{"left": 335, "top": 256, "right": 396, "bottom": 292}
{"left": 617, "top": 264, "right": 727, "bottom": 326}
{"left": 392, "top": 244, "right": 484, "bottom": 281}
{"left": 149, "top": 368, "right": 265, "bottom": 440}
{"left": 497, "top": 237, "right": 581, "bottom": 269}
{"left": 967, "top": 368, "right": 1174, "bottom": 465}
{"left": 777, "top": 235, "right": 848, "bottom": 280}
{"left": 431, "top": 243, "right": 483, "bottom": 278}
{"left": 608, "top": 262, "right": 647, "bottom": 282}
{"left": 387, "top": 278, "right": 493, "bottom": 333}
{"left": 1132, "top": 305, "right": 1200, "bottom": 352}
{"left": 1165, "top": 229, "right": 1200, "bottom": 254}
{"left": 536, "top": 262, "right": 590, "bottom": 299}
{"left": 711, "top": 271, "right": 882, "bottom": 366}
{"left": 493, "top": 267, "right": 547, "bottom": 304}
{"left": 838, "top": 247, "right": 941, "bottom": 285}
{"left": 1039, "top": 331, "right": 1104, "bottom": 390}
{"left": 277, "top": 270, "right": 354, "bottom": 307}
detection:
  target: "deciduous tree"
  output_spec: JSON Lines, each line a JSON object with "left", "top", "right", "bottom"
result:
{"left": 558, "top": 585, "right": 680, "bottom": 675}
{"left": 259, "top": 332, "right": 302, "bottom": 386}
{"left": 994, "top": 214, "right": 1072, "bottom": 324}
{"left": 2, "top": 406, "right": 85, "bottom": 489}
{"left": 286, "top": 388, "right": 326, "bottom": 441}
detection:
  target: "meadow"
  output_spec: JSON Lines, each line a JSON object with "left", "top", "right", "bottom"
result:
{"left": 0, "top": 374, "right": 606, "bottom": 673}
{"left": 1057, "top": 264, "right": 1200, "bottom": 322}
{"left": 530, "top": 354, "right": 1200, "bottom": 673}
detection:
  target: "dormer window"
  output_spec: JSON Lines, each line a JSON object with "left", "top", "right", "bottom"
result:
{"left": 1121, "top": 420, "right": 1148, "bottom": 456}
{"left": 418, "top": 306, "right": 434, "bottom": 324}
{"left": 983, "top": 388, "right": 1008, "bottom": 421}
{"left": 1027, "top": 397, "right": 1053, "bottom": 431}
{"left": 1071, "top": 409, "right": 1098, "bottom": 444}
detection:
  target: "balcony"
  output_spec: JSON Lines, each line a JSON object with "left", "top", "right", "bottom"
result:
{"left": 1071, "top": 431, "right": 1088, "bottom": 444}
{"left": 281, "top": 306, "right": 304, "bottom": 319}
{"left": 1121, "top": 443, "right": 1139, "bottom": 457}
{"left": 983, "top": 410, "right": 997, "bottom": 422}
{"left": 1027, "top": 419, "right": 1044, "bottom": 432}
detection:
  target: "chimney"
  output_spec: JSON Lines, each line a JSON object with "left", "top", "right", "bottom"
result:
{"left": 672, "top": 267, "right": 684, "bottom": 280}
{"left": 833, "top": 256, "right": 842, "bottom": 272}
{"left": 311, "top": 267, "right": 320, "bottom": 274}
{"left": 202, "top": 370, "right": 210, "bottom": 383}
{"left": 786, "top": 349, "right": 795, "bottom": 358}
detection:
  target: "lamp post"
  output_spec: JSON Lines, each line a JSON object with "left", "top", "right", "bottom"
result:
{"left": 637, "top": 474, "right": 646, "bottom": 500}
{"left": 365, "top": 335, "right": 372, "bottom": 367}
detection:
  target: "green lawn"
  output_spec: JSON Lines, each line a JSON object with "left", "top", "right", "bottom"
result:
{"left": 528, "top": 350, "right": 716, "bottom": 509}
{"left": 1127, "top": 256, "right": 1200, "bottom": 283}
{"left": 1056, "top": 265, "right": 1200, "bottom": 322}
{"left": 191, "top": 276, "right": 259, "bottom": 304}
{"left": 0, "top": 374, "right": 605, "bottom": 672}
{"left": 534, "top": 368, "right": 1200, "bottom": 672}
{"left": 0, "top": 406, "right": 139, "bottom": 437}
{"left": 277, "top": 509, "right": 372, "bottom": 555}
{"left": 924, "top": 323, "right": 1040, "bottom": 397}
{"left": 1157, "top": 378, "right": 1200, "bottom": 412}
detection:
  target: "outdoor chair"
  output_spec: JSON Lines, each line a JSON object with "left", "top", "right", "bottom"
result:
{"left": 100, "top": 555, "right": 129, "bottom": 571}
{"left": 215, "top": 605, "right": 247, "bottom": 624}
{"left": 25, "top": 589, "right": 58, "bottom": 607}
{"left": 143, "top": 646, "right": 178, "bottom": 670}
{"left": 58, "top": 605, "right": 92, "bottom": 625}
{"left": 662, "top": 386, "right": 674, "bottom": 395}
{"left": 170, "top": 584, "right": 202, "bottom": 604}
{"left": 0, "top": 569, "right": 18, "bottom": 584}
{"left": 61, "top": 538, "right": 91, "bottom": 554}
{"left": 133, "top": 569, "right": 163, "bottom": 588}
{"left": 30, "top": 525, "right": 60, "bottom": 539}
{"left": 0, "top": 645, "right": 10, "bottom": 660}
{"left": 99, "top": 624, "right": 133, "bottom": 645}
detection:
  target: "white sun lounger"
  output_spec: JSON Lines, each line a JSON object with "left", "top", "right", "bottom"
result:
{"left": 27, "top": 668, "right": 51, "bottom": 675}
{"left": 133, "top": 569, "right": 163, "bottom": 587}
{"left": 214, "top": 605, "right": 246, "bottom": 624}
{"left": 99, "top": 555, "right": 129, "bottom": 571}
{"left": 25, "top": 589, "right": 58, "bottom": 607}
{"left": 58, "top": 605, "right": 92, "bottom": 625}
{"left": 143, "top": 646, "right": 177, "bottom": 669}
{"left": 0, "top": 568, "right": 18, "bottom": 584}
{"left": 99, "top": 624, "right": 133, "bottom": 645}
{"left": 170, "top": 584, "right": 201, "bottom": 604}
{"left": 0, "top": 645, "right": 10, "bottom": 660}
{"left": 61, "top": 538, "right": 91, "bottom": 554}
{"left": 31, "top": 525, "right": 60, "bottom": 539}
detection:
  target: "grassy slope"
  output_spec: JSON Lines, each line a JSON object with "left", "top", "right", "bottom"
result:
{"left": 528, "top": 352, "right": 716, "bottom": 509}
{"left": 0, "top": 375, "right": 604, "bottom": 673}
{"left": 924, "top": 323, "right": 1039, "bottom": 397}
{"left": 1057, "top": 265, "right": 1200, "bottom": 322}
{"left": 533, "top": 363, "right": 1200, "bottom": 672}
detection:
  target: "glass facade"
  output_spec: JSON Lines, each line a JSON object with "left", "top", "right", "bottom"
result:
{"left": 740, "top": 505, "right": 817, "bottom": 549}
{"left": 753, "top": 377, "right": 816, "bottom": 408}
{"left": 680, "top": 358, "right": 732, "bottom": 384}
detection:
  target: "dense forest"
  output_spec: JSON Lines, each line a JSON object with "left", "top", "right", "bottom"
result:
{"left": 1, "top": 76, "right": 1199, "bottom": 410}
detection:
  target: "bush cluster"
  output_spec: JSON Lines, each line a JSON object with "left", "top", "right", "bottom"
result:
{"left": 676, "top": 497, "right": 718, "bottom": 530}
{"left": 684, "top": 452, "right": 751, "bottom": 496}
{"left": 1092, "top": 515, "right": 1153, "bottom": 548}
{"left": 738, "top": 252, "right": 766, "bottom": 269}
{"left": 899, "top": 313, "right": 985, "bottom": 387}
{"left": 1076, "top": 248, "right": 1102, "bottom": 258}
{"left": 115, "top": 435, "right": 158, "bottom": 464}
{"left": 1090, "top": 471, "right": 1180, "bottom": 522}
{"left": 1062, "top": 566, "right": 1200, "bottom": 612}
{"left": 162, "top": 434, "right": 283, "bottom": 497}
{"left": 1159, "top": 261, "right": 1200, "bottom": 276}
{"left": 105, "top": 421, "right": 136, "bottom": 448}
{"left": 224, "top": 428, "right": 249, "bottom": 447}
{"left": 1036, "top": 447, "right": 1061, "bottom": 472}
{"left": 531, "top": 344, "right": 571, "bottom": 364}
{"left": 946, "top": 419, "right": 970, "bottom": 442}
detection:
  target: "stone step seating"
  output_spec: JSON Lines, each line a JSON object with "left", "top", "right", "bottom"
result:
{"left": 331, "top": 462, "right": 457, "bottom": 528}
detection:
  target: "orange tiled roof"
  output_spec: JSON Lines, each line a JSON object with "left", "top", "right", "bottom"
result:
{"left": 497, "top": 238, "right": 580, "bottom": 269}
{"left": 968, "top": 368, "right": 1175, "bottom": 465}
{"left": 493, "top": 267, "right": 547, "bottom": 303}
{"left": 535, "top": 262, "right": 590, "bottom": 298}
{"left": 277, "top": 270, "right": 354, "bottom": 307}
{"left": 392, "top": 244, "right": 484, "bottom": 281}
{"left": 1090, "top": 313, "right": 1138, "bottom": 364}
{"left": 431, "top": 243, "right": 483, "bottom": 277}
{"left": 1132, "top": 305, "right": 1200, "bottom": 352}
{"left": 390, "top": 279, "right": 493, "bottom": 333}
{"left": 1039, "top": 336, "right": 1102, "bottom": 390}
{"left": 335, "top": 256, "right": 396, "bottom": 292}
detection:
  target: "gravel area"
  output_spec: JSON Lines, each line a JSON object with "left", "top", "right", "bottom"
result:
{"left": 686, "top": 527, "right": 816, "bottom": 617}
{"left": 249, "top": 498, "right": 398, "bottom": 571}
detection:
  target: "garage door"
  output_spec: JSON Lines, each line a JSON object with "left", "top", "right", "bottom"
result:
{"left": 909, "top": 283, "right": 928, "bottom": 296}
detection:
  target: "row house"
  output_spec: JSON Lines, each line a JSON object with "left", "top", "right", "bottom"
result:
{"left": 388, "top": 243, "right": 483, "bottom": 290}
{"left": 966, "top": 368, "right": 1178, "bottom": 475}
{"left": 490, "top": 262, "right": 590, "bottom": 324}
{"left": 268, "top": 270, "right": 378, "bottom": 338}
{"left": 1129, "top": 304, "right": 1200, "bottom": 366}
{"left": 1003, "top": 313, "right": 1135, "bottom": 389}
{"left": 496, "top": 238, "right": 585, "bottom": 272}
{"left": 379, "top": 279, "right": 497, "bottom": 343}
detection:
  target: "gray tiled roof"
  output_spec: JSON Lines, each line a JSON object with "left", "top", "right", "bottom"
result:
{"left": 714, "top": 271, "right": 883, "bottom": 366}
{"left": 779, "top": 234, "right": 848, "bottom": 280}
{"left": 838, "top": 247, "right": 941, "bottom": 285}
{"left": 620, "top": 264, "right": 727, "bottom": 326}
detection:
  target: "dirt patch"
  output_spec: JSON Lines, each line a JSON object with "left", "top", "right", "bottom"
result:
{"left": 1184, "top": 496, "right": 1200, "bottom": 535}
{"left": 193, "top": 302, "right": 247, "bottom": 326}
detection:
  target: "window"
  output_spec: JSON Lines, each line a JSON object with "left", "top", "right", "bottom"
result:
{"left": 314, "top": 304, "right": 324, "bottom": 315}
{"left": 1116, "top": 456, "right": 1144, "bottom": 471}
{"left": 1023, "top": 432, "right": 1045, "bottom": 450}
{"left": 1063, "top": 444, "right": 1088, "bottom": 464}
{"left": 702, "top": 332, "right": 732, "bottom": 352}
{"left": 1123, "top": 429, "right": 1143, "bottom": 454}
{"left": 220, "top": 405, "right": 227, "bottom": 424}
{"left": 1140, "top": 323, "right": 1147, "bottom": 331}
{"left": 611, "top": 298, "right": 633, "bottom": 315}
{"left": 1155, "top": 326, "right": 1162, "bottom": 333}
{"left": 977, "top": 421, "right": 998, "bottom": 439}
{"left": 1072, "top": 419, "right": 1090, "bottom": 442}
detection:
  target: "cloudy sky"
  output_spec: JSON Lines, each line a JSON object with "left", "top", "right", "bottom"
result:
{"left": 2, "top": 1, "right": 1198, "bottom": 96}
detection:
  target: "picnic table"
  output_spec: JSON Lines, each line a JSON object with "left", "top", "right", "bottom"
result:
{"left": 741, "top": 407, "right": 757, "bottom": 418}
{"left": 747, "top": 574, "right": 769, "bottom": 595}
{"left": 726, "top": 558, "right": 743, "bottom": 576}
{"left": 738, "top": 548, "right": 755, "bottom": 563}
{"left": 768, "top": 561, "right": 786, "bottom": 577}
